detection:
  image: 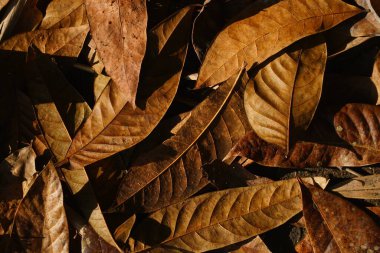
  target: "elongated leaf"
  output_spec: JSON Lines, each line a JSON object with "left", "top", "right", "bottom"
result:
{"left": 66, "top": 7, "right": 194, "bottom": 166}
{"left": 0, "top": 0, "right": 28, "bottom": 41}
{"left": 8, "top": 163, "right": 69, "bottom": 252}
{"left": 84, "top": 0, "right": 147, "bottom": 106}
{"left": 116, "top": 69, "right": 245, "bottom": 211}
{"left": 25, "top": 51, "right": 73, "bottom": 162}
{"left": 195, "top": 0, "right": 361, "bottom": 88}
{"left": 231, "top": 104, "right": 380, "bottom": 168}
{"left": 372, "top": 52, "right": 380, "bottom": 104}
{"left": 0, "top": 25, "right": 89, "bottom": 57}
{"left": 61, "top": 165, "right": 122, "bottom": 252}
{"left": 65, "top": 205, "right": 119, "bottom": 253}
{"left": 127, "top": 179, "right": 302, "bottom": 252}
{"left": 40, "top": 0, "right": 86, "bottom": 29}
{"left": 301, "top": 183, "right": 380, "bottom": 253}
{"left": 244, "top": 41, "right": 326, "bottom": 151}
{"left": 0, "top": 146, "right": 37, "bottom": 242}
{"left": 0, "top": 0, "right": 9, "bottom": 11}
{"left": 331, "top": 174, "right": 380, "bottom": 199}
{"left": 13, "top": 0, "right": 43, "bottom": 33}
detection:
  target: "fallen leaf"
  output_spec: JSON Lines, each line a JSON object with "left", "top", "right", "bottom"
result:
{"left": 65, "top": 204, "right": 120, "bottom": 253}
{"left": 0, "top": 24, "right": 89, "bottom": 57}
{"left": 244, "top": 40, "right": 327, "bottom": 151}
{"left": 230, "top": 104, "right": 380, "bottom": 168}
{"left": 230, "top": 236, "right": 271, "bottom": 253}
{"left": 295, "top": 234, "right": 313, "bottom": 253}
{"left": 13, "top": 0, "right": 43, "bottom": 33}
{"left": 300, "top": 182, "right": 380, "bottom": 253}
{"left": 0, "top": 0, "right": 9, "bottom": 11}
{"left": 114, "top": 214, "right": 136, "bottom": 244}
{"left": 40, "top": 0, "right": 86, "bottom": 29}
{"left": 65, "top": 7, "right": 194, "bottom": 166}
{"left": 61, "top": 165, "right": 122, "bottom": 252}
{"left": 116, "top": 69, "right": 247, "bottom": 212}
{"left": 0, "top": 0, "right": 29, "bottom": 41}
{"left": 127, "top": 179, "right": 302, "bottom": 252}
{"left": 331, "top": 174, "right": 380, "bottom": 199}
{"left": 84, "top": 0, "right": 147, "bottom": 106}
{"left": 195, "top": 0, "right": 361, "bottom": 88}
{"left": 8, "top": 163, "right": 69, "bottom": 252}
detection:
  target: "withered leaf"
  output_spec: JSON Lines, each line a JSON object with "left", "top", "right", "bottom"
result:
{"left": 13, "top": 0, "right": 43, "bottom": 33}
{"left": 331, "top": 174, "right": 380, "bottom": 199}
{"left": 244, "top": 41, "right": 326, "bottom": 151}
{"left": 230, "top": 236, "right": 271, "bottom": 253}
{"left": 61, "top": 165, "right": 122, "bottom": 252}
{"left": 40, "top": 0, "right": 86, "bottom": 29}
{"left": 8, "top": 163, "right": 69, "bottom": 252}
{"left": 295, "top": 234, "right": 313, "bottom": 253}
{"left": 65, "top": 205, "right": 120, "bottom": 253}
{"left": 372, "top": 51, "right": 380, "bottom": 104}
{"left": 0, "top": 0, "right": 29, "bottom": 41}
{"left": 0, "top": 0, "right": 9, "bottom": 11}
{"left": 66, "top": 7, "right": 194, "bottom": 166}
{"left": 116, "top": 69, "right": 246, "bottom": 212}
{"left": 0, "top": 146, "right": 37, "bottom": 241}
{"left": 114, "top": 214, "right": 136, "bottom": 244}
{"left": 195, "top": 0, "right": 361, "bottom": 88}
{"left": 127, "top": 179, "right": 302, "bottom": 252}
{"left": 231, "top": 104, "right": 380, "bottom": 168}
{"left": 301, "top": 182, "right": 380, "bottom": 253}
{"left": 0, "top": 24, "right": 89, "bottom": 57}
{"left": 84, "top": 0, "right": 147, "bottom": 106}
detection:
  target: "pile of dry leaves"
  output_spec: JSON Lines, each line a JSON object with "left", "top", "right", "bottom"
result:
{"left": 0, "top": 0, "right": 380, "bottom": 252}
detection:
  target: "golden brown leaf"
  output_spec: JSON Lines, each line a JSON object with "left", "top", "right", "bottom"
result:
{"left": 61, "top": 165, "right": 122, "bottom": 252}
{"left": 0, "top": 25, "right": 89, "bottom": 57}
{"left": 65, "top": 7, "right": 194, "bottom": 166}
{"left": 244, "top": 41, "right": 326, "bottom": 151}
{"left": 114, "top": 214, "right": 136, "bottom": 244}
{"left": 195, "top": 0, "right": 361, "bottom": 88}
{"left": 231, "top": 236, "right": 271, "bottom": 253}
{"left": 301, "top": 182, "right": 380, "bottom": 253}
{"left": 295, "top": 234, "right": 313, "bottom": 253}
{"left": 231, "top": 104, "right": 380, "bottom": 168}
{"left": 0, "top": 0, "right": 9, "bottom": 11}
{"left": 84, "top": 0, "right": 147, "bottom": 106}
{"left": 115, "top": 70, "right": 246, "bottom": 212}
{"left": 8, "top": 163, "right": 69, "bottom": 252}
{"left": 40, "top": 0, "right": 86, "bottom": 29}
{"left": 331, "top": 174, "right": 380, "bottom": 199}
{"left": 127, "top": 179, "right": 302, "bottom": 252}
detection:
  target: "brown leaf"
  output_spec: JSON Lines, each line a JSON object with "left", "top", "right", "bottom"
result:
{"left": 13, "top": 0, "right": 43, "bottom": 33}
{"left": 372, "top": 51, "right": 380, "bottom": 104}
{"left": 0, "top": 0, "right": 9, "bottom": 11}
{"left": 65, "top": 204, "right": 120, "bottom": 253}
{"left": 114, "top": 214, "right": 136, "bottom": 244}
{"left": 0, "top": 25, "right": 89, "bottom": 57}
{"left": 301, "top": 182, "right": 380, "bottom": 253}
{"left": 244, "top": 40, "right": 326, "bottom": 151}
{"left": 331, "top": 174, "right": 380, "bottom": 199}
{"left": 0, "top": 0, "right": 29, "bottom": 41}
{"left": 295, "top": 234, "right": 313, "bottom": 253}
{"left": 40, "top": 0, "right": 87, "bottom": 29}
{"left": 61, "top": 165, "right": 122, "bottom": 252}
{"left": 230, "top": 236, "right": 271, "bottom": 253}
{"left": 115, "top": 69, "right": 247, "bottom": 212}
{"left": 8, "top": 163, "right": 69, "bottom": 252}
{"left": 127, "top": 179, "right": 302, "bottom": 252}
{"left": 231, "top": 104, "right": 380, "bottom": 168}
{"left": 65, "top": 7, "right": 194, "bottom": 166}
{"left": 0, "top": 146, "right": 37, "bottom": 239}
{"left": 84, "top": 0, "right": 147, "bottom": 106}
{"left": 195, "top": 0, "right": 361, "bottom": 88}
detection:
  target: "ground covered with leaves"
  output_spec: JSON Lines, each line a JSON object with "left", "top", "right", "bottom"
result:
{"left": 0, "top": 0, "right": 380, "bottom": 252}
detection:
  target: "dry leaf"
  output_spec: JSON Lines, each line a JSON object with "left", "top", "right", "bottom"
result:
{"left": 114, "top": 214, "right": 136, "bottom": 244}
{"left": 195, "top": 0, "right": 361, "bottom": 88}
{"left": 231, "top": 236, "right": 271, "bottom": 253}
{"left": 61, "top": 166, "right": 122, "bottom": 252}
{"left": 0, "top": 0, "right": 9, "bottom": 11}
{"left": 13, "top": 0, "right": 43, "bottom": 33}
{"left": 127, "top": 179, "right": 302, "bottom": 252}
{"left": 8, "top": 163, "right": 69, "bottom": 252}
{"left": 244, "top": 40, "right": 326, "bottom": 151}
{"left": 65, "top": 7, "right": 194, "bottom": 166}
{"left": 0, "top": 0, "right": 29, "bottom": 41}
{"left": 301, "top": 182, "right": 380, "bottom": 253}
{"left": 331, "top": 174, "right": 380, "bottom": 199}
{"left": 40, "top": 0, "right": 86, "bottom": 29}
{"left": 0, "top": 24, "right": 89, "bottom": 57}
{"left": 116, "top": 69, "right": 245, "bottom": 212}
{"left": 295, "top": 234, "right": 313, "bottom": 253}
{"left": 84, "top": 0, "right": 147, "bottom": 106}
{"left": 231, "top": 104, "right": 380, "bottom": 168}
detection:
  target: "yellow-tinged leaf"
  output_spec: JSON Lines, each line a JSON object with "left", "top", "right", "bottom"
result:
{"left": 65, "top": 7, "right": 194, "bottom": 166}
{"left": 244, "top": 41, "right": 327, "bottom": 151}
{"left": 0, "top": 25, "right": 89, "bottom": 57}
{"left": 331, "top": 174, "right": 380, "bottom": 199}
{"left": 40, "top": 0, "right": 86, "bottom": 29}
{"left": 127, "top": 179, "right": 302, "bottom": 252}
{"left": 195, "top": 0, "right": 361, "bottom": 88}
